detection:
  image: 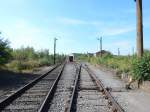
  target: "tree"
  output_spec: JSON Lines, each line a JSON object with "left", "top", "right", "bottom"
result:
{"left": 12, "top": 47, "right": 37, "bottom": 61}
{"left": 0, "top": 38, "right": 12, "bottom": 65}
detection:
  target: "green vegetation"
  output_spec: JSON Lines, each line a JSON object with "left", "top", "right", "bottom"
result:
{"left": 0, "top": 37, "right": 65, "bottom": 72}
{"left": 6, "top": 47, "right": 65, "bottom": 72}
{"left": 132, "top": 51, "right": 150, "bottom": 85}
{"left": 77, "top": 53, "right": 132, "bottom": 75}
{"left": 0, "top": 38, "right": 12, "bottom": 66}
{"left": 76, "top": 51, "right": 150, "bottom": 84}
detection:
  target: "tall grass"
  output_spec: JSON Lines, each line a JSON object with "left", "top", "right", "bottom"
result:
{"left": 89, "top": 54, "right": 132, "bottom": 74}
{"left": 6, "top": 47, "right": 66, "bottom": 72}
{"left": 76, "top": 50, "right": 150, "bottom": 83}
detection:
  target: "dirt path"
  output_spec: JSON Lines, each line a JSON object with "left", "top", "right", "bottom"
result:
{"left": 88, "top": 63, "right": 150, "bottom": 112}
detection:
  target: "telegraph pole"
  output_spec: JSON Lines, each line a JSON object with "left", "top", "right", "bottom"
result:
{"left": 54, "top": 38, "right": 58, "bottom": 64}
{"left": 118, "top": 48, "right": 120, "bottom": 56}
{"left": 97, "top": 37, "right": 102, "bottom": 57}
{"left": 132, "top": 47, "right": 135, "bottom": 55}
{"left": 135, "top": 0, "right": 144, "bottom": 58}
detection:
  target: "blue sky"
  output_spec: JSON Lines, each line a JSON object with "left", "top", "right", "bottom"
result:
{"left": 0, "top": 0, "right": 149, "bottom": 55}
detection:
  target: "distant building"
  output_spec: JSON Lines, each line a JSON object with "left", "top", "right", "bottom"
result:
{"left": 95, "top": 50, "right": 111, "bottom": 57}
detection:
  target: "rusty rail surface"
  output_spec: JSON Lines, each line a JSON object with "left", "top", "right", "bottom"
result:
{"left": 66, "top": 64, "right": 82, "bottom": 112}
{"left": 0, "top": 64, "right": 61, "bottom": 110}
{"left": 85, "top": 64, "right": 125, "bottom": 112}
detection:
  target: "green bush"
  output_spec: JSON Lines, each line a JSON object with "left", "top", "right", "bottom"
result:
{"left": 132, "top": 53, "right": 150, "bottom": 82}
{"left": 7, "top": 60, "right": 39, "bottom": 71}
{"left": 76, "top": 53, "right": 131, "bottom": 77}
{"left": 8, "top": 47, "right": 66, "bottom": 71}
{"left": 76, "top": 50, "right": 150, "bottom": 85}
{"left": 0, "top": 38, "right": 12, "bottom": 65}
{"left": 38, "top": 58, "right": 52, "bottom": 66}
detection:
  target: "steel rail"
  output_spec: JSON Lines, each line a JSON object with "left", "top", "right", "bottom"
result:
{"left": 38, "top": 62, "right": 66, "bottom": 112}
{"left": 0, "top": 64, "right": 60, "bottom": 110}
{"left": 66, "top": 64, "right": 82, "bottom": 112}
{"left": 85, "top": 64, "right": 124, "bottom": 112}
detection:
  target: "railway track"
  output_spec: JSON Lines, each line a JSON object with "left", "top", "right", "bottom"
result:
{"left": 0, "top": 63, "right": 65, "bottom": 112}
{"left": 0, "top": 62, "right": 124, "bottom": 112}
{"left": 42, "top": 62, "right": 80, "bottom": 112}
{"left": 85, "top": 65, "right": 124, "bottom": 112}
{"left": 67, "top": 64, "right": 125, "bottom": 112}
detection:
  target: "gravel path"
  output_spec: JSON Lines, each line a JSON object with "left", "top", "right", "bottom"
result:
{"left": 88, "top": 63, "right": 150, "bottom": 112}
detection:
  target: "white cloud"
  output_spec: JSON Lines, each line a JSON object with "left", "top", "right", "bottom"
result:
{"left": 58, "top": 17, "right": 102, "bottom": 26}
{"left": 59, "top": 17, "right": 87, "bottom": 25}
{"left": 104, "top": 40, "right": 133, "bottom": 55}
{"left": 58, "top": 17, "right": 135, "bottom": 37}
{"left": 103, "top": 27, "right": 134, "bottom": 36}
{"left": 2, "top": 19, "right": 51, "bottom": 50}
{"left": 0, "top": 17, "right": 136, "bottom": 55}
{"left": 97, "top": 26, "right": 135, "bottom": 37}
{"left": 114, "top": 41, "right": 130, "bottom": 48}
{"left": 1, "top": 19, "right": 79, "bottom": 54}
{"left": 105, "top": 40, "right": 131, "bottom": 49}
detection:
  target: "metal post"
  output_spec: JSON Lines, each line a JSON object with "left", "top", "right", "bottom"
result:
{"left": 132, "top": 47, "right": 135, "bottom": 55}
{"left": 100, "top": 37, "right": 102, "bottom": 57}
{"left": 135, "top": 0, "right": 144, "bottom": 57}
{"left": 97, "top": 37, "right": 102, "bottom": 57}
{"left": 54, "top": 38, "right": 57, "bottom": 64}
{"left": 118, "top": 48, "right": 120, "bottom": 56}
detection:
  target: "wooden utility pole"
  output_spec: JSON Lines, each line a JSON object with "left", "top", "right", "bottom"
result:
{"left": 135, "top": 0, "right": 144, "bottom": 57}
{"left": 54, "top": 38, "right": 58, "bottom": 64}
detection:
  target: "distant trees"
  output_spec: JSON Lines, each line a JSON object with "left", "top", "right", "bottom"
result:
{"left": 12, "top": 47, "right": 37, "bottom": 61}
{"left": 0, "top": 37, "right": 65, "bottom": 71}
{"left": 0, "top": 38, "right": 12, "bottom": 65}
{"left": 6, "top": 47, "right": 66, "bottom": 71}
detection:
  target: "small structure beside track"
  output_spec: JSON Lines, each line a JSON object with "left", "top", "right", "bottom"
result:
{"left": 68, "top": 54, "right": 74, "bottom": 62}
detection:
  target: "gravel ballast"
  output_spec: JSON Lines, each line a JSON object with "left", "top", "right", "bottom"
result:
{"left": 88, "top": 63, "right": 150, "bottom": 112}
{"left": 76, "top": 66, "right": 111, "bottom": 112}
{"left": 1, "top": 66, "right": 62, "bottom": 112}
{"left": 48, "top": 62, "right": 77, "bottom": 112}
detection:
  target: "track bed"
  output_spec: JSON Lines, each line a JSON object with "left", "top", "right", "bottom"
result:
{"left": 0, "top": 65, "right": 63, "bottom": 112}
{"left": 76, "top": 66, "right": 111, "bottom": 112}
{"left": 48, "top": 63, "right": 77, "bottom": 112}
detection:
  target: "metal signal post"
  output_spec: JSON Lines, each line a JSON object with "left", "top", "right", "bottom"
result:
{"left": 54, "top": 38, "right": 58, "bottom": 64}
{"left": 97, "top": 37, "right": 102, "bottom": 57}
